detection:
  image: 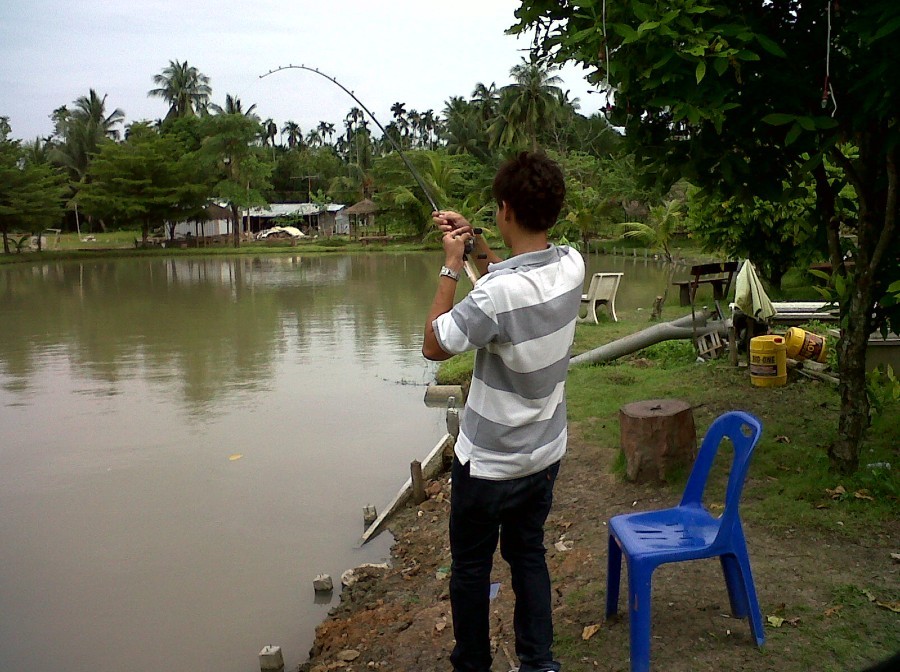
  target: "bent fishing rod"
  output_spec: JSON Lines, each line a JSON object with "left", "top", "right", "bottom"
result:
{"left": 259, "top": 64, "right": 481, "bottom": 284}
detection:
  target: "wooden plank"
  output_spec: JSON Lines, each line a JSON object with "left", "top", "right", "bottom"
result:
{"left": 359, "top": 433, "right": 453, "bottom": 545}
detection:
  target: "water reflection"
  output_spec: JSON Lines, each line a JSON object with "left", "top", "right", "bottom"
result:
{"left": 0, "top": 254, "right": 446, "bottom": 672}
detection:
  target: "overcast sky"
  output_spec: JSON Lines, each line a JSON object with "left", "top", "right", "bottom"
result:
{"left": 1, "top": 0, "right": 603, "bottom": 143}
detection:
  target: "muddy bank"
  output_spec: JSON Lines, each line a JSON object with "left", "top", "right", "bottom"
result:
{"left": 298, "top": 425, "right": 898, "bottom": 672}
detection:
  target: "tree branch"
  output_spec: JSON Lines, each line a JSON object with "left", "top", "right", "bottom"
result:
{"left": 869, "top": 146, "right": 898, "bottom": 273}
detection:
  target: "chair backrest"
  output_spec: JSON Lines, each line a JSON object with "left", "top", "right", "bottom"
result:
{"left": 679, "top": 411, "right": 762, "bottom": 533}
{"left": 587, "top": 272, "right": 622, "bottom": 300}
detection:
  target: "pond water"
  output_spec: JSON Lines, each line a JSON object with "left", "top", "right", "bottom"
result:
{"left": 0, "top": 251, "right": 675, "bottom": 672}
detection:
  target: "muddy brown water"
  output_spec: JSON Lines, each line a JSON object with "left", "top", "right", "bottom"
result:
{"left": 0, "top": 252, "right": 677, "bottom": 672}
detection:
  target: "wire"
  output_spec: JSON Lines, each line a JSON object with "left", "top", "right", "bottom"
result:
{"left": 823, "top": 1, "right": 838, "bottom": 116}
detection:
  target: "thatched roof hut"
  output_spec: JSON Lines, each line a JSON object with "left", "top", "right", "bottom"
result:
{"left": 345, "top": 199, "right": 381, "bottom": 236}
{"left": 344, "top": 199, "right": 378, "bottom": 215}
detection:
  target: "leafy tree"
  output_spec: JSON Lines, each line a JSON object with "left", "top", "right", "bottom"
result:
{"left": 149, "top": 60, "right": 212, "bottom": 122}
{"left": 0, "top": 121, "right": 68, "bottom": 253}
{"left": 555, "top": 151, "right": 626, "bottom": 249}
{"left": 198, "top": 113, "right": 272, "bottom": 247}
{"left": 78, "top": 123, "right": 208, "bottom": 242}
{"left": 686, "top": 186, "right": 825, "bottom": 290}
{"left": 513, "top": 0, "right": 900, "bottom": 472}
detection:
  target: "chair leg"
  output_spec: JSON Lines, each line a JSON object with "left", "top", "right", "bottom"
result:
{"left": 606, "top": 533, "right": 622, "bottom": 618}
{"left": 735, "top": 551, "right": 765, "bottom": 646}
{"left": 608, "top": 298, "right": 618, "bottom": 322}
{"left": 627, "top": 559, "right": 653, "bottom": 672}
{"left": 720, "top": 554, "right": 749, "bottom": 618}
{"left": 589, "top": 301, "right": 599, "bottom": 324}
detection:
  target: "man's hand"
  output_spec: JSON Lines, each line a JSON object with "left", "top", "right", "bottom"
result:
{"left": 433, "top": 210, "right": 472, "bottom": 236}
{"left": 442, "top": 229, "right": 470, "bottom": 267}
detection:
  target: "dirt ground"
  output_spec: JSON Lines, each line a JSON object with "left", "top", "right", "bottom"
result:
{"left": 298, "top": 424, "right": 898, "bottom": 672}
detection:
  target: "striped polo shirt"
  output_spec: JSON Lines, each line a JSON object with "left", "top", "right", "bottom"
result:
{"left": 433, "top": 245, "right": 585, "bottom": 480}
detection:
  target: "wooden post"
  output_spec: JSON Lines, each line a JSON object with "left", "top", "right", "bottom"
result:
{"left": 619, "top": 399, "right": 697, "bottom": 483}
{"left": 411, "top": 460, "right": 426, "bottom": 504}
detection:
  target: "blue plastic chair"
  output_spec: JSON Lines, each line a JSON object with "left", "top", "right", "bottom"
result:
{"left": 606, "top": 410, "right": 766, "bottom": 672}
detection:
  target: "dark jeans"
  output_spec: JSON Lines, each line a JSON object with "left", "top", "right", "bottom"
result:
{"left": 449, "top": 456, "right": 562, "bottom": 672}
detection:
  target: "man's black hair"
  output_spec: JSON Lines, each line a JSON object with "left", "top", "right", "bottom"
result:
{"left": 491, "top": 151, "right": 565, "bottom": 232}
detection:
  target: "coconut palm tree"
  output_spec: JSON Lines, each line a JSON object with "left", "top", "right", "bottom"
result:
{"left": 491, "top": 57, "right": 564, "bottom": 151}
{"left": 210, "top": 94, "right": 258, "bottom": 119}
{"left": 148, "top": 60, "right": 212, "bottom": 121}
{"left": 304, "top": 129, "right": 320, "bottom": 148}
{"left": 471, "top": 82, "right": 500, "bottom": 122}
{"left": 49, "top": 90, "right": 125, "bottom": 235}
{"left": 70, "top": 89, "right": 125, "bottom": 141}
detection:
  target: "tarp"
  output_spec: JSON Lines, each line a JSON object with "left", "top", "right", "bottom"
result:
{"left": 732, "top": 260, "right": 777, "bottom": 321}
{"left": 257, "top": 226, "right": 305, "bottom": 239}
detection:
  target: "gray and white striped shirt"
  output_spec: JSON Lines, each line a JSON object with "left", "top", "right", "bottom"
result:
{"left": 433, "top": 245, "right": 585, "bottom": 480}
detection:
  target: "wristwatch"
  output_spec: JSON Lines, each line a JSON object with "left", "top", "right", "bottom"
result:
{"left": 440, "top": 265, "right": 460, "bottom": 281}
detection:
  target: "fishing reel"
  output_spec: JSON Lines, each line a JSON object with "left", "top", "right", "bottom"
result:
{"left": 464, "top": 228, "right": 484, "bottom": 259}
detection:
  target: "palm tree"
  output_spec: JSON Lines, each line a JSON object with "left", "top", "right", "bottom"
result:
{"left": 71, "top": 90, "right": 125, "bottom": 141}
{"left": 148, "top": 60, "right": 212, "bottom": 121}
{"left": 391, "top": 101, "right": 407, "bottom": 122}
{"left": 491, "top": 56, "right": 564, "bottom": 151}
{"left": 317, "top": 121, "right": 335, "bottom": 145}
{"left": 282, "top": 121, "right": 303, "bottom": 149}
{"left": 210, "top": 94, "right": 258, "bottom": 119}
{"left": 49, "top": 89, "right": 125, "bottom": 235}
{"left": 619, "top": 200, "right": 683, "bottom": 263}
{"left": 471, "top": 82, "right": 500, "bottom": 122}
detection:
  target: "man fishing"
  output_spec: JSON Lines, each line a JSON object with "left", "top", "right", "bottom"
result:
{"left": 422, "top": 151, "right": 585, "bottom": 672}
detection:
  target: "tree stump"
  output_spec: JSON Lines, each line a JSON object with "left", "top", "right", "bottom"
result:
{"left": 619, "top": 399, "right": 697, "bottom": 483}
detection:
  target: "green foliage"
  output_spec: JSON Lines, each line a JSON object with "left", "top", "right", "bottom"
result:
{"left": 198, "top": 113, "right": 273, "bottom": 244}
{"left": 685, "top": 185, "right": 823, "bottom": 289}
{"left": 0, "top": 126, "right": 68, "bottom": 250}
{"left": 619, "top": 200, "right": 683, "bottom": 262}
{"left": 513, "top": 0, "right": 900, "bottom": 471}
{"left": 79, "top": 128, "right": 207, "bottom": 240}
{"left": 634, "top": 339, "right": 696, "bottom": 368}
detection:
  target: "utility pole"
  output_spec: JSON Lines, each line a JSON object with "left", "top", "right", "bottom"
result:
{"left": 291, "top": 175, "right": 319, "bottom": 231}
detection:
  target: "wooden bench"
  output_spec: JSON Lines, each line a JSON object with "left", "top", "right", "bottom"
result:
{"left": 578, "top": 272, "right": 624, "bottom": 323}
{"left": 673, "top": 262, "right": 738, "bottom": 307}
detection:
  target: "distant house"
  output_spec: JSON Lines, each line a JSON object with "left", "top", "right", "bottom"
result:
{"left": 344, "top": 199, "right": 380, "bottom": 238}
{"left": 172, "top": 204, "right": 233, "bottom": 239}
{"left": 244, "top": 203, "right": 347, "bottom": 236}
{"left": 172, "top": 202, "right": 347, "bottom": 239}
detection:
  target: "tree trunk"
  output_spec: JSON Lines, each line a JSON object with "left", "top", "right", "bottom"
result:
{"left": 231, "top": 204, "right": 241, "bottom": 249}
{"left": 2, "top": 230, "right": 9, "bottom": 254}
{"left": 830, "top": 309, "right": 871, "bottom": 473}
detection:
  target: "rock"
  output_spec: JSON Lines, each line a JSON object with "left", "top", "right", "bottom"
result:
{"left": 313, "top": 574, "right": 334, "bottom": 593}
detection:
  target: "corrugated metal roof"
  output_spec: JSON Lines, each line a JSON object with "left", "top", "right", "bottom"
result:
{"left": 247, "top": 202, "right": 346, "bottom": 217}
